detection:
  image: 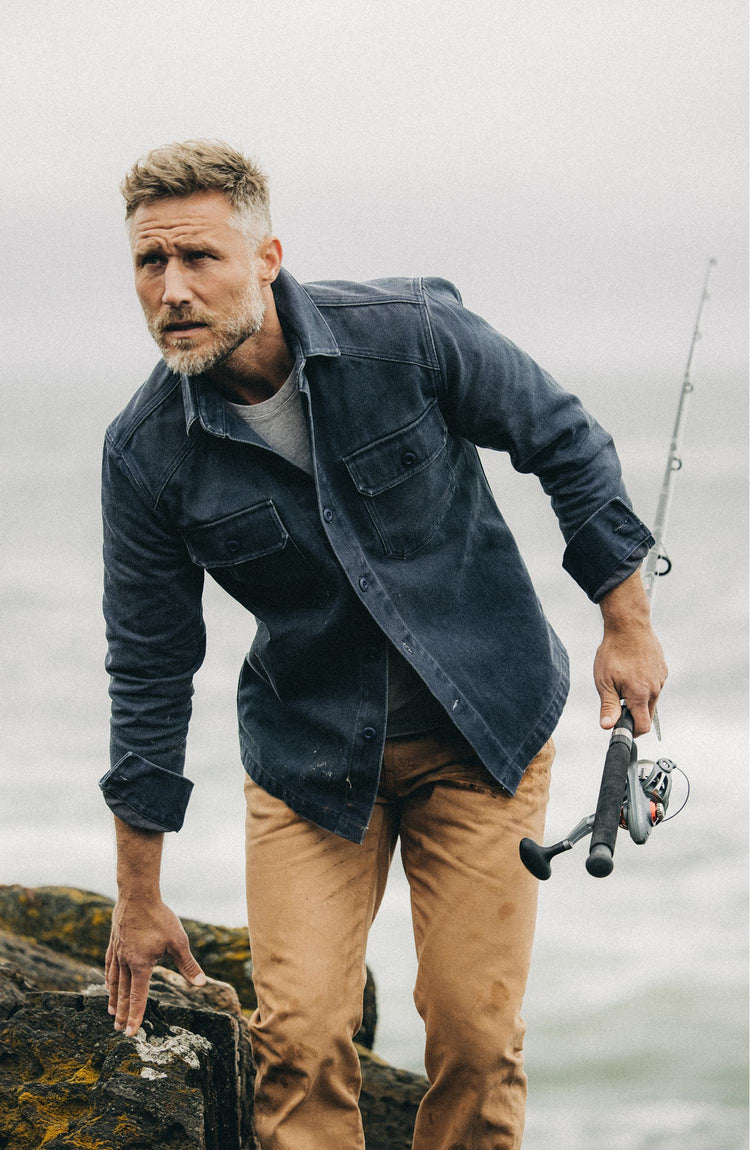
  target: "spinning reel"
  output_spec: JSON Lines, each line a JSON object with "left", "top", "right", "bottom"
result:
{"left": 520, "top": 709, "right": 687, "bottom": 881}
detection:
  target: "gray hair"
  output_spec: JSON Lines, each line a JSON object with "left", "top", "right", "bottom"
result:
{"left": 121, "top": 139, "right": 272, "bottom": 246}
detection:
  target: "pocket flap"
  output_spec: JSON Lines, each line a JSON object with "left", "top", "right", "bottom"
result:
{"left": 344, "top": 402, "right": 447, "bottom": 496}
{"left": 183, "top": 501, "right": 288, "bottom": 567}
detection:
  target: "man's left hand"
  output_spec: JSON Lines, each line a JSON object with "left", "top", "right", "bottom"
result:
{"left": 594, "top": 570, "right": 668, "bottom": 737}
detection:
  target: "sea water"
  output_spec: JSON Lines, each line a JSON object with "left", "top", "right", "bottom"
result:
{"left": 1, "top": 366, "right": 746, "bottom": 1149}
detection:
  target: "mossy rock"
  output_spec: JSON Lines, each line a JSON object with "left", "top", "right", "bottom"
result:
{"left": 0, "top": 991, "right": 249, "bottom": 1149}
{"left": 0, "top": 941, "right": 428, "bottom": 1148}
{"left": 0, "top": 885, "right": 377, "bottom": 1049}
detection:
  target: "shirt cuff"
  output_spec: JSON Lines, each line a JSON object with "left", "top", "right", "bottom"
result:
{"left": 593, "top": 541, "right": 651, "bottom": 600}
{"left": 562, "top": 497, "right": 655, "bottom": 603}
{"left": 99, "top": 752, "right": 194, "bottom": 832}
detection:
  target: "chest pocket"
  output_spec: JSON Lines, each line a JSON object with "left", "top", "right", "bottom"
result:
{"left": 343, "top": 402, "right": 456, "bottom": 558}
{"left": 183, "top": 501, "right": 329, "bottom": 612}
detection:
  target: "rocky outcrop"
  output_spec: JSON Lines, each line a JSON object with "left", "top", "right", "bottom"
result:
{"left": 0, "top": 884, "right": 377, "bottom": 1050}
{"left": 0, "top": 984, "right": 253, "bottom": 1150}
{"left": 0, "top": 887, "right": 428, "bottom": 1148}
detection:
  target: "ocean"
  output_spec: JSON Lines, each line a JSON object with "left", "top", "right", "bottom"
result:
{"left": 1, "top": 361, "right": 747, "bottom": 1149}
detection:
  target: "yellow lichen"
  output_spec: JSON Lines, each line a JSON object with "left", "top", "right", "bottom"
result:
{"left": 36, "top": 1056, "right": 99, "bottom": 1087}
{"left": 113, "top": 1114, "right": 142, "bottom": 1139}
{"left": 15, "top": 1091, "right": 77, "bottom": 1145}
{"left": 39, "top": 1115, "right": 71, "bottom": 1146}
{"left": 70, "top": 1063, "right": 100, "bottom": 1085}
{"left": 11, "top": 1090, "right": 107, "bottom": 1150}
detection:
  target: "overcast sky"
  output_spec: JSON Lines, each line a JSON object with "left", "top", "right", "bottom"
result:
{"left": 2, "top": 0, "right": 746, "bottom": 406}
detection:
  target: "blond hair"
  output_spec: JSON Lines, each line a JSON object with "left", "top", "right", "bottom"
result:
{"left": 121, "top": 139, "right": 272, "bottom": 245}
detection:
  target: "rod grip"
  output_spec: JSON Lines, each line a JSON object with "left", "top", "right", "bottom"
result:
{"left": 585, "top": 708, "right": 635, "bottom": 877}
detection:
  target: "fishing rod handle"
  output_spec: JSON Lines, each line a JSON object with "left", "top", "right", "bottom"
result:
{"left": 585, "top": 708, "right": 635, "bottom": 877}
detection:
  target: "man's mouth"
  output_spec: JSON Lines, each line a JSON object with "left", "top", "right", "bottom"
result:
{"left": 163, "top": 320, "right": 208, "bottom": 335}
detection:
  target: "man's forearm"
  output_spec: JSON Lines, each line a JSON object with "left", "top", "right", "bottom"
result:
{"left": 114, "top": 816, "right": 164, "bottom": 899}
{"left": 599, "top": 568, "right": 652, "bottom": 631}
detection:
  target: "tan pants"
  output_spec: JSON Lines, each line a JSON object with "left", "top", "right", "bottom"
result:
{"left": 245, "top": 728, "right": 553, "bottom": 1149}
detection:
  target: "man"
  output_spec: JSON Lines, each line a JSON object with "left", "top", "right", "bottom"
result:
{"left": 101, "top": 139, "right": 666, "bottom": 1149}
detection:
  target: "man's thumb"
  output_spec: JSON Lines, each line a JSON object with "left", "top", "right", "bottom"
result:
{"left": 179, "top": 952, "right": 207, "bottom": 987}
{"left": 599, "top": 689, "right": 622, "bottom": 730}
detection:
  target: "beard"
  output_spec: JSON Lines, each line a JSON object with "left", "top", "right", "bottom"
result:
{"left": 145, "top": 278, "right": 267, "bottom": 376}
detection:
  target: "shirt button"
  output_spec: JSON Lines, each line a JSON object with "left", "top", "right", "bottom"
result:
{"left": 359, "top": 576, "right": 369, "bottom": 592}
{"left": 402, "top": 451, "right": 417, "bottom": 467}
{"left": 323, "top": 508, "right": 334, "bottom": 522}
{"left": 226, "top": 539, "right": 241, "bottom": 554}
{"left": 363, "top": 727, "right": 377, "bottom": 740}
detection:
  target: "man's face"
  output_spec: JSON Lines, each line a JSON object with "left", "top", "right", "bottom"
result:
{"left": 130, "top": 190, "right": 267, "bottom": 376}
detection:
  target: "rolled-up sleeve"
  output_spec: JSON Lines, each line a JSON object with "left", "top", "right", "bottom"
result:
{"left": 561, "top": 498, "right": 652, "bottom": 602}
{"left": 422, "top": 278, "right": 653, "bottom": 600}
{"left": 100, "top": 434, "right": 206, "bottom": 831}
{"left": 99, "top": 753, "right": 194, "bottom": 832}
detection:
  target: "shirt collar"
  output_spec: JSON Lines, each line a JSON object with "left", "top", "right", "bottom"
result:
{"left": 181, "top": 267, "right": 340, "bottom": 434}
{"left": 272, "top": 267, "right": 340, "bottom": 358}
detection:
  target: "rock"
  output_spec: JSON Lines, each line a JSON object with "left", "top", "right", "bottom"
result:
{"left": 0, "top": 961, "right": 29, "bottom": 1021}
{"left": 147, "top": 966, "right": 245, "bottom": 1016}
{"left": 0, "top": 885, "right": 377, "bottom": 1050}
{"left": 0, "top": 888, "right": 429, "bottom": 1147}
{"left": 0, "top": 989, "right": 254, "bottom": 1149}
{"left": 359, "top": 1046, "right": 429, "bottom": 1149}
{"left": 0, "top": 929, "right": 104, "bottom": 997}
{"left": 0, "top": 928, "right": 243, "bottom": 1018}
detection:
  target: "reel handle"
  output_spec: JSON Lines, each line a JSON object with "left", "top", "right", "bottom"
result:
{"left": 519, "top": 837, "right": 571, "bottom": 881}
{"left": 586, "top": 708, "right": 635, "bottom": 877}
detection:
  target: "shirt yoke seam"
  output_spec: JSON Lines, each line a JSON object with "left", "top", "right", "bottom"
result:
{"left": 337, "top": 347, "right": 441, "bottom": 370}
{"left": 310, "top": 282, "right": 422, "bottom": 307}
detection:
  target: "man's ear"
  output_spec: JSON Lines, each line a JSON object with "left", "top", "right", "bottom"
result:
{"left": 258, "top": 236, "right": 283, "bottom": 286}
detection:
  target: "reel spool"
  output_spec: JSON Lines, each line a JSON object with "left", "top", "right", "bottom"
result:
{"left": 621, "top": 757, "right": 674, "bottom": 844}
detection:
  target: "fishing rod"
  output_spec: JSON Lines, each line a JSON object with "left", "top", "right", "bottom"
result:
{"left": 641, "top": 257, "right": 718, "bottom": 608}
{"left": 520, "top": 259, "right": 716, "bottom": 881}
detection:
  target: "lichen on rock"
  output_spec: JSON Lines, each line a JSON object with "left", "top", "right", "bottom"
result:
{"left": 0, "top": 886, "right": 428, "bottom": 1148}
{"left": 132, "top": 1023, "right": 214, "bottom": 1071}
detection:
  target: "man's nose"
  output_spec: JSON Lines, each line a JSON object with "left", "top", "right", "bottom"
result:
{"left": 161, "top": 260, "right": 193, "bottom": 307}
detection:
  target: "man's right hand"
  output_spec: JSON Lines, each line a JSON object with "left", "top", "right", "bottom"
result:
{"left": 105, "top": 895, "right": 206, "bottom": 1036}
{"left": 107, "top": 816, "right": 206, "bottom": 1036}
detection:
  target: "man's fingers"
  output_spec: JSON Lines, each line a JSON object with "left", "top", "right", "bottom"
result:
{"left": 114, "top": 963, "right": 132, "bottom": 1031}
{"left": 599, "top": 684, "right": 653, "bottom": 737}
{"left": 108, "top": 958, "right": 154, "bottom": 1036}
{"left": 628, "top": 697, "right": 653, "bottom": 738}
{"left": 106, "top": 952, "right": 119, "bottom": 1016}
{"left": 125, "top": 968, "right": 152, "bottom": 1037}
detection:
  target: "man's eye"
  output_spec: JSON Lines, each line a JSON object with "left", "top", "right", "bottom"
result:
{"left": 139, "top": 253, "right": 164, "bottom": 266}
{"left": 186, "top": 251, "right": 213, "bottom": 262}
